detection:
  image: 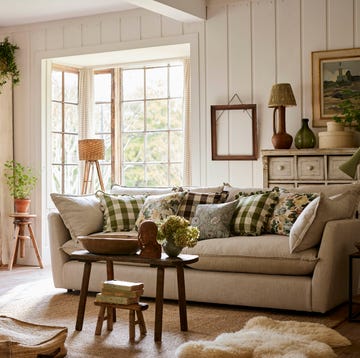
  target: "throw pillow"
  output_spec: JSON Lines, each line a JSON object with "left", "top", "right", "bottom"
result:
{"left": 50, "top": 193, "right": 103, "bottom": 241}
{"left": 110, "top": 184, "right": 173, "bottom": 196}
{"left": 266, "top": 190, "right": 319, "bottom": 236}
{"left": 231, "top": 190, "right": 279, "bottom": 236}
{"left": 135, "top": 191, "right": 186, "bottom": 228}
{"left": 191, "top": 200, "right": 238, "bottom": 240}
{"left": 289, "top": 191, "right": 358, "bottom": 253}
{"left": 96, "top": 191, "right": 145, "bottom": 232}
{"left": 177, "top": 191, "right": 229, "bottom": 220}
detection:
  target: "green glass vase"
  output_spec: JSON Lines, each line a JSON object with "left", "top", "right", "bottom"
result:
{"left": 295, "top": 118, "right": 316, "bottom": 149}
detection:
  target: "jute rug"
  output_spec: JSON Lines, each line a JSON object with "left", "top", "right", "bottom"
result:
{"left": 0, "top": 273, "right": 348, "bottom": 358}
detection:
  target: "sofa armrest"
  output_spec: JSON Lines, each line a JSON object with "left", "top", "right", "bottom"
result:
{"left": 48, "top": 212, "right": 71, "bottom": 288}
{"left": 312, "top": 218, "right": 360, "bottom": 313}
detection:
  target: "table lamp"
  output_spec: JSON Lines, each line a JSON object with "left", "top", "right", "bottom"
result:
{"left": 78, "top": 139, "right": 105, "bottom": 194}
{"left": 268, "top": 83, "right": 296, "bottom": 149}
{"left": 339, "top": 147, "right": 360, "bottom": 179}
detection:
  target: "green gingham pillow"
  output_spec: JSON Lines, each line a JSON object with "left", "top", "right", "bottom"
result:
{"left": 96, "top": 191, "right": 145, "bottom": 232}
{"left": 231, "top": 190, "right": 279, "bottom": 236}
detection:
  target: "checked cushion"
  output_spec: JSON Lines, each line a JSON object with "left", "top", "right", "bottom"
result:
{"left": 231, "top": 190, "right": 279, "bottom": 236}
{"left": 96, "top": 191, "right": 145, "bottom": 232}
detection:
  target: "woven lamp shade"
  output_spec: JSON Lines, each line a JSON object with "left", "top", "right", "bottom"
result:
{"left": 268, "top": 83, "right": 296, "bottom": 107}
{"left": 78, "top": 139, "right": 105, "bottom": 161}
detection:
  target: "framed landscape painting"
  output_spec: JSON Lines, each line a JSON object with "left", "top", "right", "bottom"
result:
{"left": 312, "top": 48, "right": 360, "bottom": 127}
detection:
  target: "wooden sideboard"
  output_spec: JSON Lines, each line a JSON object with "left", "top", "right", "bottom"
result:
{"left": 261, "top": 148, "right": 359, "bottom": 188}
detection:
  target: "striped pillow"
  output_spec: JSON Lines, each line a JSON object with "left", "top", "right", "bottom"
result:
{"left": 177, "top": 191, "right": 229, "bottom": 220}
{"left": 96, "top": 191, "right": 145, "bottom": 232}
{"left": 231, "top": 190, "right": 279, "bottom": 236}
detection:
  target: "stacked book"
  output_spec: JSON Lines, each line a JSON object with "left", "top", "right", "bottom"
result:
{"left": 95, "top": 280, "right": 144, "bottom": 305}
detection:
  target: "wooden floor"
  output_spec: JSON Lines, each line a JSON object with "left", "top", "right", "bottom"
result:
{"left": 1, "top": 265, "right": 360, "bottom": 356}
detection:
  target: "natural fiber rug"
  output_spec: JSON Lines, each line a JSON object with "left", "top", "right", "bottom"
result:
{"left": 175, "top": 316, "right": 351, "bottom": 358}
{"left": 0, "top": 272, "right": 348, "bottom": 358}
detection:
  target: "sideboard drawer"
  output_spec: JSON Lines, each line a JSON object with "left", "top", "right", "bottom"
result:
{"left": 268, "top": 157, "right": 294, "bottom": 180}
{"left": 328, "top": 156, "right": 355, "bottom": 180}
{"left": 297, "top": 156, "right": 324, "bottom": 180}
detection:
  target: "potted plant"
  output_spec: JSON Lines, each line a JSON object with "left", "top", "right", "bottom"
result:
{"left": 4, "top": 160, "right": 37, "bottom": 213}
{"left": 157, "top": 215, "right": 199, "bottom": 257}
{"left": 0, "top": 37, "right": 20, "bottom": 92}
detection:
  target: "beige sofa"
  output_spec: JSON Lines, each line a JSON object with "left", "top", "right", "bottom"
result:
{"left": 48, "top": 184, "right": 360, "bottom": 313}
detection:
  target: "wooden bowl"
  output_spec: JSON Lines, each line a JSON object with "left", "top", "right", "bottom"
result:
{"left": 78, "top": 235, "right": 139, "bottom": 255}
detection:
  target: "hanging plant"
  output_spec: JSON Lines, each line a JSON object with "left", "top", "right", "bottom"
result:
{"left": 0, "top": 37, "right": 20, "bottom": 92}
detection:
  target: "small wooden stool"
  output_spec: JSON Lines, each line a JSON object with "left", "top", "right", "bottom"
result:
{"left": 95, "top": 302, "right": 148, "bottom": 342}
{"left": 8, "top": 213, "right": 44, "bottom": 271}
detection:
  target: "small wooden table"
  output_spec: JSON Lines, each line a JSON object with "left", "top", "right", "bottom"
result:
{"left": 8, "top": 213, "right": 44, "bottom": 270}
{"left": 70, "top": 250, "right": 199, "bottom": 341}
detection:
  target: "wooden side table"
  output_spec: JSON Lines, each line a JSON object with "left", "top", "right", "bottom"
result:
{"left": 8, "top": 213, "right": 44, "bottom": 270}
{"left": 349, "top": 252, "right": 360, "bottom": 321}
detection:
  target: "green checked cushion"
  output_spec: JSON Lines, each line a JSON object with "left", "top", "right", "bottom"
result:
{"left": 96, "top": 191, "right": 145, "bottom": 232}
{"left": 231, "top": 190, "right": 279, "bottom": 236}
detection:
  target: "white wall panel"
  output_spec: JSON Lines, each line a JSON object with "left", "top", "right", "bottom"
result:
{"left": 45, "top": 26, "right": 64, "bottom": 50}
{"left": 64, "top": 23, "right": 82, "bottom": 49}
{"left": 30, "top": 30, "right": 46, "bottom": 52}
{"left": 140, "top": 13, "right": 162, "bottom": 39}
{"left": 355, "top": 0, "right": 360, "bottom": 47}
{"left": 101, "top": 15, "right": 121, "bottom": 44}
{"left": 82, "top": 21, "right": 101, "bottom": 46}
{"left": 120, "top": 14, "right": 141, "bottom": 41}
{"left": 161, "top": 16, "right": 183, "bottom": 36}
{"left": 205, "top": 4, "right": 229, "bottom": 185}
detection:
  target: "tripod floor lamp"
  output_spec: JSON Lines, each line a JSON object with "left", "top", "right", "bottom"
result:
{"left": 78, "top": 139, "right": 105, "bottom": 194}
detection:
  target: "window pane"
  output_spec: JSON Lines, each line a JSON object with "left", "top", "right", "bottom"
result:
{"left": 146, "top": 100, "right": 167, "bottom": 130}
{"left": 52, "top": 70, "right": 62, "bottom": 101}
{"left": 51, "top": 102, "right": 62, "bottom": 131}
{"left": 101, "top": 134, "right": 112, "bottom": 162}
{"left": 123, "top": 69, "right": 144, "bottom": 101}
{"left": 146, "top": 164, "right": 168, "bottom": 186}
{"left": 122, "top": 101, "right": 144, "bottom": 131}
{"left": 64, "top": 104, "right": 78, "bottom": 133}
{"left": 94, "top": 164, "right": 111, "bottom": 191}
{"left": 169, "top": 131, "right": 183, "bottom": 162}
{"left": 169, "top": 98, "right": 183, "bottom": 129}
{"left": 146, "top": 67, "right": 167, "bottom": 99}
{"left": 146, "top": 132, "right": 168, "bottom": 162}
{"left": 51, "top": 165, "right": 62, "bottom": 193}
{"left": 64, "top": 134, "right": 78, "bottom": 163}
{"left": 94, "top": 103, "right": 111, "bottom": 132}
{"left": 169, "top": 65, "right": 183, "bottom": 97}
{"left": 169, "top": 163, "right": 182, "bottom": 186}
{"left": 64, "top": 165, "right": 79, "bottom": 194}
{"left": 123, "top": 165, "right": 145, "bottom": 186}
{"left": 64, "top": 72, "right": 78, "bottom": 103}
{"left": 51, "top": 133, "right": 62, "bottom": 163}
{"left": 122, "top": 133, "right": 144, "bottom": 163}
{"left": 95, "top": 73, "right": 111, "bottom": 102}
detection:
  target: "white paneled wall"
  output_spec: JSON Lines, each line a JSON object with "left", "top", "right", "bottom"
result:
{"left": 0, "top": 0, "right": 358, "bottom": 263}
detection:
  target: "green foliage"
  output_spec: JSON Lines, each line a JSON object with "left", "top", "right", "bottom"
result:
{"left": 157, "top": 215, "right": 199, "bottom": 249}
{"left": 4, "top": 160, "right": 37, "bottom": 199}
{"left": 333, "top": 91, "right": 360, "bottom": 131}
{"left": 0, "top": 37, "right": 20, "bottom": 91}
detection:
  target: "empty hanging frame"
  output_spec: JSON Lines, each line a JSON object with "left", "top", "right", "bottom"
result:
{"left": 211, "top": 104, "right": 258, "bottom": 160}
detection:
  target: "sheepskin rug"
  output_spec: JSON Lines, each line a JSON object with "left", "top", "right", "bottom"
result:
{"left": 175, "top": 316, "right": 351, "bottom": 358}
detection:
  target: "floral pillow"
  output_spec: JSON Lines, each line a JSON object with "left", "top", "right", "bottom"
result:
{"left": 135, "top": 192, "right": 185, "bottom": 229}
{"left": 191, "top": 200, "right": 238, "bottom": 240}
{"left": 266, "top": 190, "right": 319, "bottom": 236}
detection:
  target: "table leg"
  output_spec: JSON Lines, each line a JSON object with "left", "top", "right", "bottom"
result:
{"left": 106, "top": 260, "right": 116, "bottom": 322}
{"left": 154, "top": 266, "right": 165, "bottom": 342}
{"left": 75, "top": 261, "right": 92, "bottom": 331}
{"left": 8, "top": 225, "right": 20, "bottom": 270}
{"left": 27, "top": 223, "right": 44, "bottom": 268}
{"left": 176, "top": 265, "right": 188, "bottom": 331}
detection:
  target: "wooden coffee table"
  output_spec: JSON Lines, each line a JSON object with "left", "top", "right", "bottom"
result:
{"left": 70, "top": 250, "right": 199, "bottom": 341}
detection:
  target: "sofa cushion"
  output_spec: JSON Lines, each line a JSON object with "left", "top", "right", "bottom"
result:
{"left": 177, "top": 191, "right": 229, "bottom": 220}
{"left": 135, "top": 191, "right": 185, "bottom": 228}
{"left": 231, "top": 190, "right": 279, "bottom": 236}
{"left": 96, "top": 191, "right": 145, "bottom": 232}
{"left": 267, "top": 190, "right": 319, "bottom": 236}
{"left": 191, "top": 201, "right": 238, "bottom": 240}
{"left": 289, "top": 191, "right": 358, "bottom": 253}
{"left": 50, "top": 193, "right": 103, "bottom": 241}
{"left": 182, "top": 235, "right": 318, "bottom": 275}
{"left": 110, "top": 184, "right": 173, "bottom": 196}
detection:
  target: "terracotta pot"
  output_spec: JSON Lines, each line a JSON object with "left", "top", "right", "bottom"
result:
{"left": 14, "top": 198, "right": 31, "bottom": 213}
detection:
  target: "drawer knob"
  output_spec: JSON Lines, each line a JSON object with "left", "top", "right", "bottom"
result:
{"left": 277, "top": 165, "right": 284, "bottom": 171}
{"left": 307, "top": 165, "right": 314, "bottom": 171}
